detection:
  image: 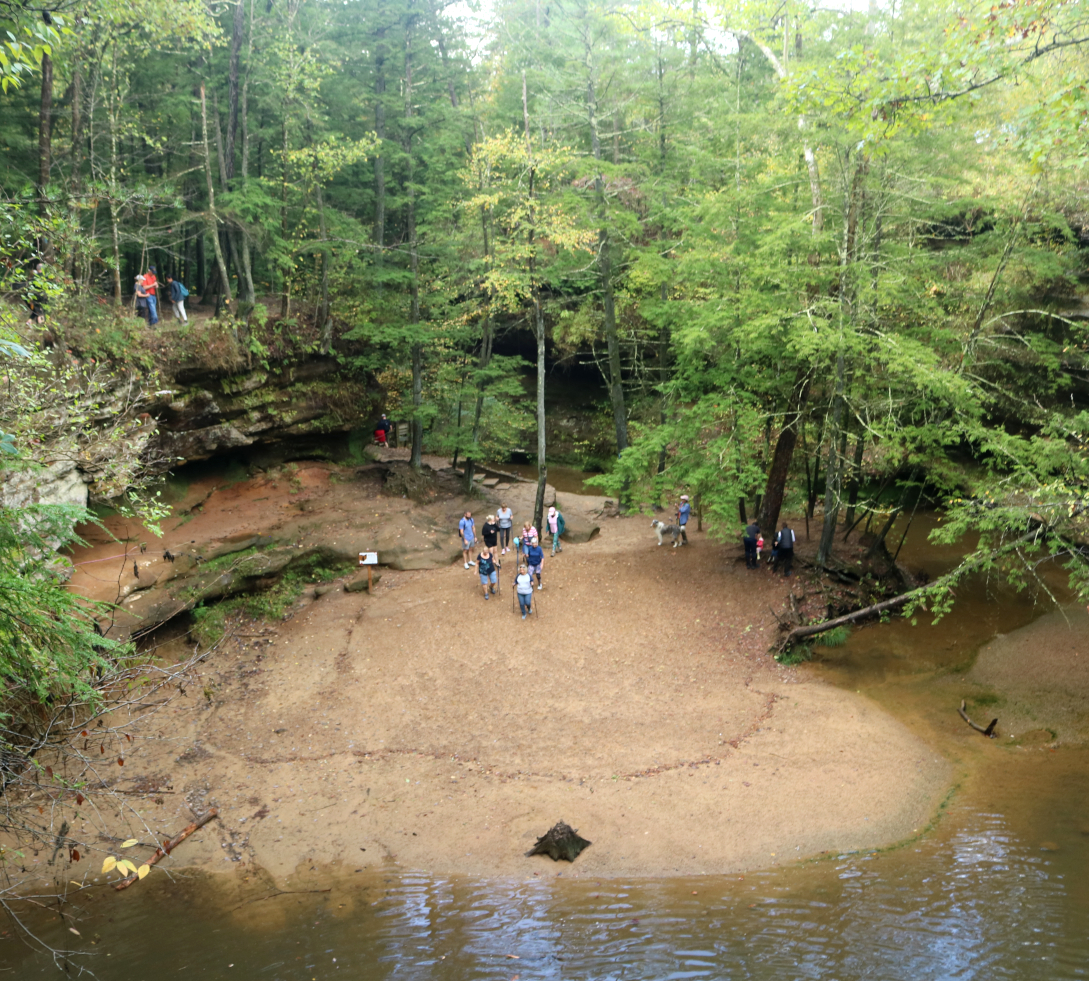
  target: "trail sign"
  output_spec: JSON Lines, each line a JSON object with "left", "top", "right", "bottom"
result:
{"left": 358, "top": 552, "right": 378, "bottom": 565}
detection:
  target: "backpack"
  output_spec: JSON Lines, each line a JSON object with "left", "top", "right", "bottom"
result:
{"left": 556, "top": 512, "right": 565, "bottom": 535}
{"left": 177, "top": 282, "right": 190, "bottom": 298}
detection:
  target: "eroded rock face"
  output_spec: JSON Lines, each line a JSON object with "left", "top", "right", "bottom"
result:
{"left": 0, "top": 456, "right": 88, "bottom": 509}
{"left": 149, "top": 357, "right": 381, "bottom": 465}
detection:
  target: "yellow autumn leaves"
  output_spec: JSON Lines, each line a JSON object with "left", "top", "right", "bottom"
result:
{"left": 101, "top": 838, "right": 150, "bottom": 880}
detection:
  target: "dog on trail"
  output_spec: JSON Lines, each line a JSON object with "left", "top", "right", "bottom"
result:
{"left": 651, "top": 519, "right": 683, "bottom": 547}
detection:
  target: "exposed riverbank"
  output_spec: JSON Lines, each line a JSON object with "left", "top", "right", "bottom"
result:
{"left": 51, "top": 462, "right": 955, "bottom": 886}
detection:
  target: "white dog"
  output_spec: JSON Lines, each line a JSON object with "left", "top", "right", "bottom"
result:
{"left": 651, "top": 519, "right": 682, "bottom": 547}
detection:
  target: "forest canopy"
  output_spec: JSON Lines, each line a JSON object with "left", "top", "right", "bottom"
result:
{"left": 0, "top": 0, "right": 1087, "bottom": 605}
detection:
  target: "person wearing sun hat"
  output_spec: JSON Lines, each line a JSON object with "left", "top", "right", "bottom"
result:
{"left": 677, "top": 494, "right": 691, "bottom": 546}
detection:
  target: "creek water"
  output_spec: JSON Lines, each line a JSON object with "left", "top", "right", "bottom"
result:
{"left": 7, "top": 510, "right": 1089, "bottom": 979}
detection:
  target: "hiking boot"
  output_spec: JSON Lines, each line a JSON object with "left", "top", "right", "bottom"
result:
{"left": 521, "top": 612, "right": 527, "bottom": 620}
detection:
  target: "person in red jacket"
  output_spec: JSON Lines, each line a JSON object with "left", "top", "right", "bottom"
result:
{"left": 142, "top": 266, "right": 160, "bottom": 325}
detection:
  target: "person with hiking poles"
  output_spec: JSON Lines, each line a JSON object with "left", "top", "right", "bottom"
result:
{"left": 514, "top": 563, "right": 534, "bottom": 619}
{"left": 165, "top": 274, "right": 189, "bottom": 323}
{"left": 525, "top": 535, "right": 544, "bottom": 590}
{"left": 459, "top": 511, "right": 476, "bottom": 569}
{"left": 774, "top": 521, "right": 796, "bottom": 577}
{"left": 547, "top": 505, "right": 565, "bottom": 555}
{"left": 477, "top": 546, "right": 498, "bottom": 599}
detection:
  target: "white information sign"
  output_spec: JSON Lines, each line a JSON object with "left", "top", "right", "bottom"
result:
{"left": 358, "top": 552, "right": 378, "bottom": 566}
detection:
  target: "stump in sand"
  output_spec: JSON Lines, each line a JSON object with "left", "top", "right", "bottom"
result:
{"left": 526, "top": 821, "right": 591, "bottom": 862}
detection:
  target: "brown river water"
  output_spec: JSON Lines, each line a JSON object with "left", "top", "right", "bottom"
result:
{"left": 5, "top": 511, "right": 1089, "bottom": 979}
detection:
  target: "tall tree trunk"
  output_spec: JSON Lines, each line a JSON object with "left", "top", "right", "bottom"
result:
{"left": 68, "top": 63, "right": 82, "bottom": 191}
{"left": 200, "top": 84, "right": 232, "bottom": 307}
{"left": 316, "top": 179, "right": 332, "bottom": 352}
{"left": 37, "top": 52, "right": 53, "bottom": 214}
{"left": 816, "top": 350, "right": 847, "bottom": 565}
{"left": 226, "top": 0, "right": 244, "bottom": 181}
{"left": 843, "top": 429, "right": 866, "bottom": 537}
{"left": 757, "top": 373, "right": 810, "bottom": 533}
{"left": 585, "top": 46, "right": 628, "bottom": 453}
{"left": 373, "top": 35, "right": 386, "bottom": 274}
{"left": 279, "top": 116, "right": 289, "bottom": 317}
{"left": 405, "top": 14, "right": 424, "bottom": 469}
{"left": 523, "top": 72, "right": 547, "bottom": 531}
{"left": 465, "top": 201, "right": 494, "bottom": 491}
{"left": 657, "top": 282, "right": 669, "bottom": 474}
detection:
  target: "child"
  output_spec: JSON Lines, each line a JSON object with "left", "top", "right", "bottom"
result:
{"left": 756, "top": 534, "right": 764, "bottom": 562}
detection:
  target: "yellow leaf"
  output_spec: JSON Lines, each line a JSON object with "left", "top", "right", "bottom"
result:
{"left": 121, "top": 839, "right": 138, "bottom": 848}
{"left": 118, "top": 859, "right": 137, "bottom": 875}
{"left": 137, "top": 864, "right": 150, "bottom": 880}
{"left": 101, "top": 857, "right": 116, "bottom": 874}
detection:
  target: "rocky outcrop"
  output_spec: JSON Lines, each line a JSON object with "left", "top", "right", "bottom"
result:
{"left": 149, "top": 357, "right": 381, "bottom": 465}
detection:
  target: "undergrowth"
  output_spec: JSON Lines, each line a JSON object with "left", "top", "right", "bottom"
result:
{"left": 189, "top": 554, "right": 354, "bottom": 647}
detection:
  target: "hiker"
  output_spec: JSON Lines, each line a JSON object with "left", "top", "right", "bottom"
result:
{"left": 547, "top": 505, "right": 565, "bottom": 555}
{"left": 677, "top": 494, "right": 691, "bottom": 545}
{"left": 496, "top": 503, "right": 513, "bottom": 555}
{"left": 525, "top": 535, "right": 544, "bottom": 590}
{"left": 165, "top": 274, "right": 189, "bottom": 323}
{"left": 482, "top": 514, "right": 501, "bottom": 567}
{"left": 514, "top": 563, "right": 534, "bottom": 619}
{"left": 459, "top": 511, "right": 476, "bottom": 569}
{"left": 520, "top": 521, "right": 537, "bottom": 559}
{"left": 477, "top": 547, "right": 498, "bottom": 599}
{"left": 142, "top": 266, "right": 160, "bottom": 325}
{"left": 134, "top": 276, "right": 150, "bottom": 322}
{"left": 743, "top": 519, "right": 760, "bottom": 569}
{"left": 756, "top": 533, "right": 765, "bottom": 563}
{"left": 774, "top": 521, "right": 796, "bottom": 577}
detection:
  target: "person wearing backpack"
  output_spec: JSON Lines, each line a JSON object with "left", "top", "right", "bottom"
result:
{"left": 774, "top": 522, "right": 796, "bottom": 577}
{"left": 166, "top": 274, "right": 190, "bottom": 323}
{"left": 547, "top": 505, "right": 565, "bottom": 555}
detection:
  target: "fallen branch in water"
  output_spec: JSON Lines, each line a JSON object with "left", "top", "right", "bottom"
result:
{"left": 114, "top": 809, "right": 219, "bottom": 890}
{"left": 958, "top": 700, "right": 998, "bottom": 738}
{"left": 778, "top": 590, "right": 917, "bottom": 649}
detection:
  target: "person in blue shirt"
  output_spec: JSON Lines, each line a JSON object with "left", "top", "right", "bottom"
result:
{"left": 677, "top": 494, "right": 691, "bottom": 546}
{"left": 459, "top": 511, "right": 476, "bottom": 569}
{"left": 525, "top": 536, "right": 544, "bottom": 590}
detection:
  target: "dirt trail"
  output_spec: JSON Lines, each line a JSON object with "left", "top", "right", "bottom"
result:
{"left": 66, "top": 469, "right": 951, "bottom": 882}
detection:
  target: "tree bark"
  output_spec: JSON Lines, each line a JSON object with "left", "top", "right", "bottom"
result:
{"left": 226, "top": 0, "right": 244, "bottom": 181}
{"left": 464, "top": 201, "right": 494, "bottom": 491}
{"left": 816, "top": 349, "right": 847, "bottom": 565}
{"left": 523, "top": 71, "right": 547, "bottom": 531}
{"left": 200, "top": 84, "right": 232, "bottom": 306}
{"left": 38, "top": 51, "right": 53, "bottom": 212}
{"left": 405, "top": 14, "right": 423, "bottom": 469}
{"left": 373, "top": 32, "right": 387, "bottom": 271}
{"left": 757, "top": 373, "right": 810, "bottom": 533}
{"left": 843, "top": 430, "right": 866, "bottom": 536}
{"left": 585, "top": 47, "right": 628, "bottom": 454}
{"left": 68, "top": 63, "right": 82, "bottom": 190}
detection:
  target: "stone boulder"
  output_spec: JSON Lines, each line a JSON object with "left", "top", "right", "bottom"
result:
{"left": 559, "top": 511, "right": 600, "bottom": 544}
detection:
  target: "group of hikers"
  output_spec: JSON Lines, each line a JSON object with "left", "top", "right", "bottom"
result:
{"left": 741, "top": 519, "right": 796, "bottom": 576}
{"left": 132, "top": 266, "right": 190, "bottom": 326}
{"left": 457, "top": 504, "right": 565, "bottom": 618}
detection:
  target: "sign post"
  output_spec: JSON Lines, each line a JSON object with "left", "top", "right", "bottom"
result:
{"left": 358, "top": 551, "right": 378, "bottom": 592}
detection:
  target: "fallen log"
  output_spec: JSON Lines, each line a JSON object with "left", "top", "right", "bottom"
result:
{"left": 958, "top": 700, "right": 998, "bottom": 738}
{"left": 779, "top": 590, "right": 917, "bottom": 648}
{"left": 114, "top": 808, "right": 219, "bottom": 890}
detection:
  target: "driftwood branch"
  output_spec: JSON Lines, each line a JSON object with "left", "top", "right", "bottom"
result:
{"left": 778, "top": 527, "right": 1047, "bottom": 651}
{"left": 958, "top": 700, "right": 998, "bottom": 738}
{"left": 114, "top": 808, "right": 219, "bottom": 890}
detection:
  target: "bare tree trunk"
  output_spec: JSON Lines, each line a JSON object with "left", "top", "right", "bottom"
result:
{"left": 523, "top": 71, "right": 548, "bottom": 531}
{"left": 200, "top": 84, "right": 232, "bottom": 307}
{"left": 816, "top": 350, "right": 847, "bottom": 565}
{"left": 279, "top": 116, "right": 289, "bottom": 317}
{"left": 585, "top": 46, "right": 628, "bottom": 453}
{"left": 405, "top": 15, "right": 424, "bottom": 469}
{"left": 38, "top": 52, "right": 53, "bottom": 214}
{"left": 226, "top": 0, "right": 244, "bottom": 181}
{"left": 843, "top": 430, "right": 866, "bottom": 536}
{"left": 316, "top": 180, "right": 332, "bottom": 352}
{"left": 757, "top": 373, "right": 810, "bottom": 533}
{"left": 373, "top": 33, "right": 386, "bottom": 273}
{"left": 68, "top": 63, "right": 82, "bottom": 190}
{"left": 465, "top": 201, "right": 493, "bottom": 491}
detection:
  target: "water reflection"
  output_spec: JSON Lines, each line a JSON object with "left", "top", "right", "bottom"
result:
{"left": 6, "top": 752, "right": 1088, "bottom": 981}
